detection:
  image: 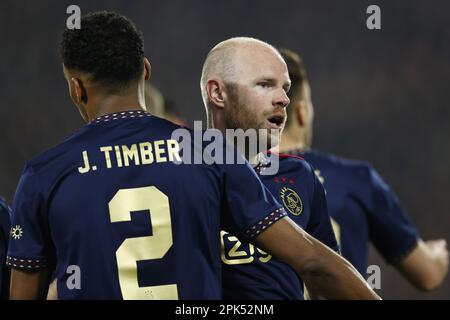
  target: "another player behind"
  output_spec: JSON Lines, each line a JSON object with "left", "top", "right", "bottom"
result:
{"left": 0, "top": 197, "right": 11, "bottom": 299}
{"left": 7, "top": 11, "right": 380, "bottom": 300}
{"left": 144, "top": 83, "right": 186, "bottom": 127}
{"left": 279, "top": 48, "right": 448, "bottom": 291}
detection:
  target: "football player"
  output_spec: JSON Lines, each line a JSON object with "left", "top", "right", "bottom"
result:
{"left": 201, "top": 37, "right": 354, "bottom": 299}
{"left": 279, "top": 48, "right": 448, "bottom": 291}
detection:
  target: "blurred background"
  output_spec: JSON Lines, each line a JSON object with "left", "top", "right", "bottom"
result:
{"left": 0, "top": 0, "right": 449, "bottom": 299}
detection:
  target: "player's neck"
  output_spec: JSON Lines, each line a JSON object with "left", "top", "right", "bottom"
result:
{"left": 86, "top": 93, "right": 146, "bottom": 121}
{"left": 279, "top": 130, "right": 308, "bottom": 153}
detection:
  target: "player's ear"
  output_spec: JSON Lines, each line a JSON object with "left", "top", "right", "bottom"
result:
{"left": 296, "top": 100, "right": 306, "bottom": 126}
{"left": 206, "top": 79, "right": 226, "bottom": 108}
{"left": 144, "top": 58, "right": 151, "bottom": 81}
{"left": 70, "top": 77, "right": 88, "bottom": 105}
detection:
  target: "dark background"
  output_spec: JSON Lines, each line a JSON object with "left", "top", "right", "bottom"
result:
{"left": 0, "top": 0, "right": 449, "bottom": 299}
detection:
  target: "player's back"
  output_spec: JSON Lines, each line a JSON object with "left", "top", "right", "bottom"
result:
{"left": 8, "top": 110, "right": 283, "bottom": 299}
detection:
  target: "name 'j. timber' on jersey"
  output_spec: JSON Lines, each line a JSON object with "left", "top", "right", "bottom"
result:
{"left": 7, "top": 110, "right": 287, "bottom": 299}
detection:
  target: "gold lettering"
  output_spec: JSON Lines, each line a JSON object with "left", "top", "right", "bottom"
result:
{"left": 78, "top": 150, "right": 91, "bottom": 174}
{"left": 100, "top": 146, "right": 113, "bottom": 169}
{"left": 115, "top": 146, "right": 123, "bottom": 167}
{"left": 139, "top": 142, "right": 154, "bottom": 164}
{"left": 122, "top": 144, "right": 140, "bottom": 167}
{"left": 256, "top": 247, "right": 272, "bottom": 263}
{"left": 220, "top": 231, "right": 254, "bottom": 265}
{"left": 154, "top": 140, "right": 167, "bottom": 163}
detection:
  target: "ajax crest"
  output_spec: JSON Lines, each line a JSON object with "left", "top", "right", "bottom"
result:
{"left": 280, "top": 187, "right": 303, "bottom": 216}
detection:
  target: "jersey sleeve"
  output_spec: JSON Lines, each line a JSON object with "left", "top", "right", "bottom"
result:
{"left": 306, "top": 164, "right": 340, "bottom": 253}
{"left": 365, "top": 166, "right": 420, "bottom": 263}
{"left": 6, "top": 165, "right": 54, "bottom": 270}
{"left": 220, "top": 148, "right": 287, "bottom": 242}
{"left": 0, "top": 198, "right": 11, "bottom": 299}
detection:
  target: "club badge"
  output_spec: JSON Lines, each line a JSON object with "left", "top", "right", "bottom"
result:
{"left": 280, "top": 187, "right": 303, "bottom": 216}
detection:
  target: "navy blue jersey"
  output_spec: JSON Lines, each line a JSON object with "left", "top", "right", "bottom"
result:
{"left": 7, "top": 110, "right": 287, "bottom": 299}
{"left": 222, "top": 153, "right": 339, "bottom": 299}
{"left": 0, "top": 197, "right": 11, "bottom": 299}
{"left": 298, "top": 149, "right": 420, "bottom": 276}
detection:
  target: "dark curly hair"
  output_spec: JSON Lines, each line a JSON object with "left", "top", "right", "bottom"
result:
{"left": 60, "top": 11, "right": 144, "bottom": 91}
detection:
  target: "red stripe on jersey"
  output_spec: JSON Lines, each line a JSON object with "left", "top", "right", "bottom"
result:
{"left": 266, "top": 151, "right": 304, "bottom": 161}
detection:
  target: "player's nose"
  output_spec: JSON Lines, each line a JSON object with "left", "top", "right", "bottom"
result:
{"left": 274, "top": 89, "right": 290, "bottom": 109}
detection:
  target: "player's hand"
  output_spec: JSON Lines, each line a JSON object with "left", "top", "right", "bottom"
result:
{"left": 46, "top": 279, "right": 58, "bottom": 300}
{"left": 425, "top": 239, "right": 449, "bottom": 275}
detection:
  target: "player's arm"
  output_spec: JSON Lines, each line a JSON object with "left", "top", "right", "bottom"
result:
{"left": 394, "top": 239, "right": 448, "bottom": 291}
{"left": 364, "top": 166, "right": 448, "bottom": 291}
{"left": 10, "top": 268, "right": 51, "bottom": 300}
{"left": 7, "top": 165, "right": 53, "bottom": 300}
{"left": 254, "top": 217, "right": 380, "bottom": 300}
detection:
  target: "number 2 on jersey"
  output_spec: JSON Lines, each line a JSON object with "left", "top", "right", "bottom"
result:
{"left": 109, "top": 186, "right": 178, "bottom": 299}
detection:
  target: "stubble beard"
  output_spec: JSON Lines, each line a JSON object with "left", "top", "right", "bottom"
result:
{"left": 224, "top": 89, "right": 277, "bottom": 157}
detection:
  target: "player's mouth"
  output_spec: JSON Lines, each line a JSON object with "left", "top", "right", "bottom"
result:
{"left": 267, "top": 115, "right": 286, "bottom": 129}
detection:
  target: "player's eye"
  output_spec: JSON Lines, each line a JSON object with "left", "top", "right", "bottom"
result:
{"left": 258, "top": 82, "right": 271, "bottom": 88}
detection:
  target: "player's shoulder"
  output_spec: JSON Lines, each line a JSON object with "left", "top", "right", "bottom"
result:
{"left": 27, "top": 113, "right": 180, "bottom": 166}
{"left": 305, "top": 149, "right": 373, "bottom": 177}
{"left": 23, "top": 130, "right": 85, "bottom": 176}
{"left": 144, "top": 114, "right": 187, "bottom": 133}
{"left": 270, "top": 151, "right": 315, "bottom": 175}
